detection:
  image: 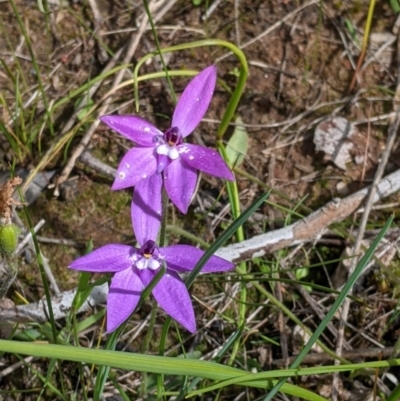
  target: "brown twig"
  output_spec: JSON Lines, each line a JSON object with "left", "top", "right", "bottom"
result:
{"left": 332, "top": 20, "right": 400, "bottom": 401}
{"left": 3, "top": 166, "right": 400, "bottom": 323}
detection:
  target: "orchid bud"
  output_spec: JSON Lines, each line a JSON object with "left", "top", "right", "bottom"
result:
{"left": 0, "top": 224, "right": 20, "bottom": 255}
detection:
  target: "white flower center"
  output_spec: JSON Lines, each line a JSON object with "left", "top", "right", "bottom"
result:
{"left": 156, "top": 143, "right": 179, "bottom": 160}
{"left": 136, "top": 256, "right": 161, "bottom": 270}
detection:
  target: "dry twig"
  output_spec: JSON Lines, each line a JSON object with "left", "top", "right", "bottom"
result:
{"left": 2, "top": 167, "right": 400, "bottom": 323}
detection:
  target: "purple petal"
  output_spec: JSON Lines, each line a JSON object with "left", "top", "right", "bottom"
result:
{"left": 162, "top": 245, "right": 235, "bottom": 273}
{"left": 132, "top": 174, "right": 162, "bottom": 246}
{"left": 172, "top": 66, "right": 217, "bottom": 138}
{"left": 179, "top": 144, "right": 234, "bottom": 181}
{"left": 100, "top": 115, "right": 162, "bottom": 146}
{"left": 107, "top": 268, "right": 143, "bottom": 332}
{"left": 112, "top": 147, "right": 157, "bottom": 191}
{"left": 139, "top": 269, "right": 196, "bottom": 333}
{"left": 69, "top": 244, "right": 134, "bottom": 272}
{"left": 164, "top": 159, "right": 198, "bottom": 214}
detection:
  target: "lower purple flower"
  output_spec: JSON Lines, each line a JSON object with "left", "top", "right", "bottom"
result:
{"left": 69, "top": 240, "right": 234, "bottom": 333}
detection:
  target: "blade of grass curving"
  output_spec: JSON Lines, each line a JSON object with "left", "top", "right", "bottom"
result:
{"left": 262, "top": 215, "right": 394, "bottom": 401}
{"left": 0, "top": 339, "right": 328, "bottom": 401}
{"left": 142, "top": 0, "right": 176, "bottom": 104}
{"left": 185, "top": 191, "right": 269, "bottom": 288}
{"left": 187, "top": 358, "right": 400, "bottom": 396}
{"left": 133, "top": 40, "right": 249, "bottom": 135}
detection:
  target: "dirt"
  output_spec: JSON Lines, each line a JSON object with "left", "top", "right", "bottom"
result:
{"left": 1, "top": 0, "right": 400, "bottom": 399}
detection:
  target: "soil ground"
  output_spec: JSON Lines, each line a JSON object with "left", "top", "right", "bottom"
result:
{"left": 1, "top": 1, "right": 400, "bottom": 400}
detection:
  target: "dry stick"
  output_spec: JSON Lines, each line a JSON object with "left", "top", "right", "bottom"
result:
{"left": 234, "top": 0, "right": 241, "bottom": 46}
{"left": 54, "top": 7, "right": 153, "bottom": 193}
{"left": 87, "top": 0, "right": 109, "bottom": 63}
{"left": 285, "top": 269, "right": 351, "bottom": 350}
{"left": 54, "top": 0, "right": 178, "bottom": 191}
{"left": 331, "top": 30, "right": 400, "bottom": 401}
{"left": 80, "top": 150, "right": 117, "bottom": 178}
{"left": 215, "top": 0, "right": 320, "bottom": 63}
{"left": 21, "top": 44, "right": 125, "bottom": 195}
{"left": 3, "top": 167, "right": 400, "bottom": 323}
{"left": 0, "top": 356, "right": 35, "bottom": 379}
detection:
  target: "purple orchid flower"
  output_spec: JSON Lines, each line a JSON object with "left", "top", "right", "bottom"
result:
{"left": 100, "top": 66, "right": 234, "bottom": 244}
{"left": 69, "top": 239, "right": 234, "bottom": 333}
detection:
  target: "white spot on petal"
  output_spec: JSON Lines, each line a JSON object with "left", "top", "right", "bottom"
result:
{"left": 196, "top": 97, "right": 199, "bottom": 101}
{"left": 189, "top": 155, "right": 194, "bottom": 160}
{"left": 119, "top": 172, "right": 125, "bottom": 179}
{"left": 125, "top": 162, "right": 130, "bottom": 168}
{"left": 142, "top": 174, "right": 147, "bottom": 179}
{"left": 144, "top": 127, "right": 150, "bottom": 132}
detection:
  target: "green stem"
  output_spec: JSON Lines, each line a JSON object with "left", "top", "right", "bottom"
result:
{"left": 133, "top": 39, "right": 249, "bottom": 118}
{"left": 140, "top": 300, "right": 158, "bottom": 396}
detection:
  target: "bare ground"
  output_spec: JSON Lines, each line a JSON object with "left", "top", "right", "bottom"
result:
{"left": 1, "top": 0, "right": 400, "bottom": 399}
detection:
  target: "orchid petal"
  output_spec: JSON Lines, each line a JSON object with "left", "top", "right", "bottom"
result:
{"left": 132, "top": 174, "right": 162, "bottom": 246}
{"left": 179, "top": 144, "right": 234, "bottom": 181}
{"left": 161, "top": 245, "right": 235, "bottom": 273}
{"left": 112, "top": 147, "right": 157, "bottom": 191}
{"left": 164, "top": 159, "right": 198, "bottom": 214}
{"left": 156, "top": 154, "right": 170, "bottom": 173}
{"left": 139, "top": 269, "right": 196, "bottom": 333}
{"left": 100, "top": 115, "right": 162, "bottom": 146}
{"left": 107, "top": 268, "right": 143, "bottom": 332}
{"left": 172, "top": 66, "right": 217, "bottom": 137}
{"left": 69, "top": 244, "right": 134, "bottom": 272}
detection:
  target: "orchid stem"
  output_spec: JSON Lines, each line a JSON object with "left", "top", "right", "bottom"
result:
{"left": 140, "top": 299, "right": 158, "bottom": 396}
{"left": 159, "top": 188, "right": 168, "bottom": 247}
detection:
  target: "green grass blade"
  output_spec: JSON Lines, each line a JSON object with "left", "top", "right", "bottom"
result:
{"left": 263, "top": 214, "right": 394, "bottom": 400}
{"left": 0, "top": 339, "right": 327, "bottom": 400}
{"left": 185, "top": 191, "right": 269, "bottom": 288}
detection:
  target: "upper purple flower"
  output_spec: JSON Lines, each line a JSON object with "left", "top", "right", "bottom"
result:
{"left": 100, "top": 66, "right": 234, "bottom": 224}
{"left": 69, "top": 239, "right": 234, "bottom": 333}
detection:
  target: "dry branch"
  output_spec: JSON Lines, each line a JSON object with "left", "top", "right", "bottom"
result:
{"left": 2, "top": 168, "right": 400, "bottom": 323}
